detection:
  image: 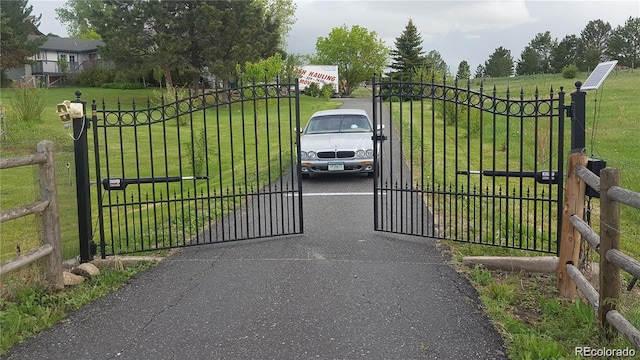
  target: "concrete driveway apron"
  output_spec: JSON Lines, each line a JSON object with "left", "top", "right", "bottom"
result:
{"left": 2, "top": 98, "right": 508, "bottom": 360}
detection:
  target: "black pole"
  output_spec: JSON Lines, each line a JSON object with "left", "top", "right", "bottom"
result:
{"left": 72, "top": 90, "right": 94, "bottom": 262}
{"left": 570, "top": 81, "right": 586, "bottom": 151}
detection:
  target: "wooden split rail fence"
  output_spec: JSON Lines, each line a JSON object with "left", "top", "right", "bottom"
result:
{"left": 0, "top": 140, "right": 64, "bottom": 289}
{"left": 558, "top": 152, "right": 640, "bottom": 349}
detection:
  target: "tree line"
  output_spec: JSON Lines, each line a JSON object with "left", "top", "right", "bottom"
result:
{"left": 390, "top": 17, "right": 639, "bottom": 80}
{"left": 1, "top": 0, "right": 637, "bottom": 94}
{"left": 478, "top": 17, "right": 639, "bottom": 78}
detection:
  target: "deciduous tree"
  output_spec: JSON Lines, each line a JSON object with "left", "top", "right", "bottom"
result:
{"left": 314, "top": 25, "right": 389, "bottom": 96}
{"left": 55, "top": 0, "right": 103, "bottom": 39}
{"left": 254, "top": 0, "right": 296, "bottom": 48}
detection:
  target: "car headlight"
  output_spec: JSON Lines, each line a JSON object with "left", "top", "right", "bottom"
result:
{"left": 302, "top": 151, "right": 317, "bottom": 160}
{"left": 365, "top": 149, "right": 374, "bottom": 157}
{"left": 356, "top": 149, "right": 366, "bottom": 158}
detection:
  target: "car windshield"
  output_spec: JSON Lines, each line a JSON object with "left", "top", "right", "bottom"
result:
{"left": 305, "top": 115, "right": 372, "bottom": 134}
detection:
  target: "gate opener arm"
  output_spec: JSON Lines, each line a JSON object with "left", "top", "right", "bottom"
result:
{"left": 102, "top": 176, "right": 209, "bottom": 190}
{"left": 457, "top": 170, "right": 560, "bottom": 184}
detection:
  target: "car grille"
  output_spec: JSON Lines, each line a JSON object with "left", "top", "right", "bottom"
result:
{"left": 317, "top": 151, "right": 355, "bottom": 159}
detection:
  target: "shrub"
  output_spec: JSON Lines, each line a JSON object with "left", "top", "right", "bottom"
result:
{"left": 562, "top": 65, "right": 578, "bottom": 79}
{"left": 186, "top": 129, "right": 208, "bottom": 176}
{"left": 8, "top": 86, "right": 48, "bottom": 124}
{"left": 69, "top": 67, "right": 115, "bottom": 87}
{"left": 1, "top": 71, "right": 14, "bottom": 87}
{"left": 151, "top": 88, "right": 191, "bottom": 126}
{"left": 436, "top": 100, "right": 468, "bottom": 126}
{"left": 101, "top": 82, "right": 145, "bottom": 90}
{"left": 305, "top": 82, "right": 320, "bottom": 97}
{"left": 462, "top": 108, "right": 482, "bottom": 138}
{"left": 320, "top": 83, "right": 334, "bottom": 100}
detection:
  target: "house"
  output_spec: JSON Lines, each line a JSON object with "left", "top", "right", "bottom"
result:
{"left": 6, "top": 36, "right": 106, "bottom": 87}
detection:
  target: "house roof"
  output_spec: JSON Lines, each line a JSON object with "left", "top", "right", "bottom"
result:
{"left": 29, "top": 35, "right": 104, "bottom": 53}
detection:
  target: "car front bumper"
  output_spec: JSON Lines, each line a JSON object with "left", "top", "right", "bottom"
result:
{"left": 300, "top": 159, "right": 375, "bottom": 174}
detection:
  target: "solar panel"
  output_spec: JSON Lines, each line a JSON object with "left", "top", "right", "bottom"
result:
{"left": 580, "top": 60, "right": 618, "bottom": 92}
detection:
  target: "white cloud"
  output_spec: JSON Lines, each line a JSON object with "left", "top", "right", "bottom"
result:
{"left": 288, "top": 0, "right": 638, "bottom": 69}
{"left": 292, "top": 0, "right": 539, "bottom": 37}
{"left": 29, "top": 0, "right": 640, "bottom": 71}
{"left": 366, "top": 0, "right": 539, "bottom": 34}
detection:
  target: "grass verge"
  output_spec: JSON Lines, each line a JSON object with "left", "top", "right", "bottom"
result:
{"left": 0, "top": 260, "right": 158, "bottom": 355}
{"left": 449, "top": 249, "right": 640, "bottom": 359}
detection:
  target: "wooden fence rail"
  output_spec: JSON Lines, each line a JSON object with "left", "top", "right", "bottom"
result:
{"left": 0, "top": 140, "right": 63, "bottom": 289}
{"left": 558, "top": 153, "right": 640, "bottom": 350}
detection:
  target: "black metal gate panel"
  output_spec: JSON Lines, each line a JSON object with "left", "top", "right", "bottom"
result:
{"left": 372, "top": 76, "right": 565, "bottom": 254}
{"left": 91, "top": 81, "right": 303, "bottom": 256}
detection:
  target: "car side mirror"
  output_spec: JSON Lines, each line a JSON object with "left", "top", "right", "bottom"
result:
{"left": 293, "top": 127, "right": 303, "bottom": 133}
{"left": 376, "top": 124, "right": 385, "bottom": 132}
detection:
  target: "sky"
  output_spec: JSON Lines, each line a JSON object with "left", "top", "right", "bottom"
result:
{"left": 29, "top": 0, "right": 640, "bottom": 72}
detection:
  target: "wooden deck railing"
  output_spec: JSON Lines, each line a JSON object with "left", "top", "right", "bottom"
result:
{"left": 558, "top": 152, "right": 640, "bottom": 349}
{"left": 0, "top": 140, "right": 64, "bottom": 289}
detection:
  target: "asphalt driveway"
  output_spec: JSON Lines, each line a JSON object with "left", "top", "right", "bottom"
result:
{"left": 2, "top": 98, "right": 508, "bottom": 360}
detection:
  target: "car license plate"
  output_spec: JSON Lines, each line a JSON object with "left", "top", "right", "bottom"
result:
{"left": 328, "top": 162, "right": 344, "bottom": 171}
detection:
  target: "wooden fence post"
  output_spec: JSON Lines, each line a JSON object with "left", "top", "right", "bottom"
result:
{"left": 557, "top": 152, "right": 588, "bottom": 298}
{"left": 599, "top": 167, "right": 620, "bottom": 338}
{"left": 37, "top": 140, "right": 64, "bottom": 289}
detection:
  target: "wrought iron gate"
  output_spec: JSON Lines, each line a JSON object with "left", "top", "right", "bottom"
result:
{"left": 90, "top": 81, "right": 303, "bottom": 257}
{"left": 372, "top": 76, "right": 565, "bottom": 254}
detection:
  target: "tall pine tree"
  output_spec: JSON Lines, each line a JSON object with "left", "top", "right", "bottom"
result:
{"left": 485, "top": 47, "right": 514, "bottom": 77}
{"left": 456, "top": 60, "right": 471, "bottom": 80}
{"left": 390, "top": 19, "right": 424, "bottom": 79}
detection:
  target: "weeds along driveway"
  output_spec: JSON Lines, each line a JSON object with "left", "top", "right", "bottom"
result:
{"left": 2, "top": 98, "right": 508, "bottom": 360}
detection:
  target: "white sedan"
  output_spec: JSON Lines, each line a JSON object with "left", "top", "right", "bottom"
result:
{"left": 298, "top": 109, "right": 382, "bottom": 178}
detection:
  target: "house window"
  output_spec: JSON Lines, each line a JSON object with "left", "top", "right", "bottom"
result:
{"left": 69, "top": 55, "right": 76, "bottom": 63}
{"left": 59, "top": 54, "right": 67, "bottom": 61}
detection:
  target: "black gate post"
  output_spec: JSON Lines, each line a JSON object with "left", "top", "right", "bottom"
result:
{"left": 71, "top": 90, "right": 94, "bottom": 263}
{"left": 570, "top": 81, "right": 586, "bottom": 151}
{"left": 371, "top": 75, "right": 377, "bottom": 230}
